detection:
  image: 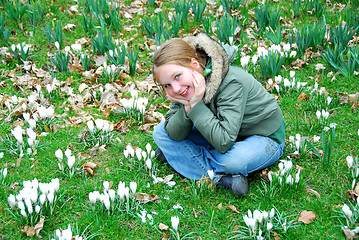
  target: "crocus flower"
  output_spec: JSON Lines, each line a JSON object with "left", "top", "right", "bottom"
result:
{"left": 103, "top": 181, "right": 109, "bottom": 192}
{"left": 20, "top": 209, "right": 27, "bottom": 217}
{"left": 17, "top": 201, "right": 25, "bottom": 210}
{"left": 89, "top": 192, "right": 97, "bottom": 205}
{"left": 145, "top": 159, "right": 152, "bottom": 170}
{"left": 39, "top": 194, "right": 46, "bottom": 205}
{"left": 129, "top": 182, "right": 137, "bottom": 194}
{"left": 240, "top": 55, "right": 250, "bottom": 68}
{"left": 342, "top": 204, "right": 353, "bottom": 219}
{"left": 207, "top": 169, "right": 214, "bottom": 180}
{"left": 171, "top": 216, "right": 180, "bottom": 232}
{"left": 47, "top": 191, "right": 55, "bottom": 205}
{"left": 3, "top": 167, "right": 7, "bottom": 179}
{"left": 64, "top": 149, "right": 72, "bottom": 158}
{"left": 347, "top": 156, "right": 354, "bottom": 168}
{"left": 117, "top": 182, "right": 126, "bottom": 200}
{"left": 55, "top": 41, "right": 60, "bottom": 50}
{"left": 11, "top": 125, "right": 24, "bottom": 144}
{"left": 267, "top": 222, "right": 273, "bottom": 231}
{"left": 67, "top": 156, "right": 76, "bottom": 169}
{"left": 8, "top": 194, "right": 16, "bottom": 209}
{"left": 51, "top": 178, "right": 60, "bottom": 193}
{"left": 28, "top": 119, "right": 36, "bottom": 129}
{"left": 87, "top": 120, "right": 95, "bottom": 132}
{"left": 95, "top": 119, "right": 104, "bottom": 131}
{"left": 109, "top": 189, "right": 116, "bottom": 202}
{"left": 316, "top": 110, "right": 321, "bottom": 120}
{"left": 55, "top": 149, "right": 63, "bottom": 161}
{"left": 35, "top": 205, "right": 41, "bottom": 214}
{"left": 146, "top": 143, "right": 152, "bottom": 154}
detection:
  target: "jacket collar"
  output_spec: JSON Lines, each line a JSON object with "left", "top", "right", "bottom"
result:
{"left": 183, "top": 33, "right": 229, "bottom": 104}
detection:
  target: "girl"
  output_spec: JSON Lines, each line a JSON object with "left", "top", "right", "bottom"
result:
{"left": 152, "top": 33, "right": 285, "bottom": 196}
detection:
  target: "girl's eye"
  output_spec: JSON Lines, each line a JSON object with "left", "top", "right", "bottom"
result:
{"left": 164, "top": 84, "right": 171, "bottom": 88}
{"left": 175, "top": 74, "right": 180, "bottom": 79}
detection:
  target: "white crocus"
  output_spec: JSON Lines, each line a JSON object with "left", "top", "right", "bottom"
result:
{"left": 35, "top": 205, "right": 41, "bottom": 214}
{"left": 108, "top": 189, "right": 116, "bottom": 202}
{"left": 171, "top": 216, "right": 180, "bottom": 232}
{"left": 342, "top": 204, "right": 353, "bottom": 219}
{"left": 8, "top": 194, "right": 16, "bottom": 209}
{"left": 11, "top": 125, "right": 24, "bottom": 144}
{"left": 89, "top": 192, "right": 97, "bottom": 205}
{"left": 129, "top": 182, "right": 137, "bottom": 194}
{"left": 67, "top": 156, "right": 76, "bottom": 169}
{"left": 3, "top": 167, "right": 7, "bottom": 179}
{"left": 95, "top": 119, "right": 104, "bottom": 131}
{"left": 207, "top": 169, "right": 214, "bottom": 180}
{"left": 55, "top": 149, "right": 63, "bottom": 160}
{"left": 103, "top": 181, "right": 110, "bottom": 192}
{"left": 28, "top": 119, "right": 36, "bottom": 129}
{"left": 51, "top": 178, "right": 60, "bottom": 193}
{"left": 145, "top": 159, "right": 152, "bottom": 170}
{"left": 47, "top": 191, "right": 54, "bottom": 205}
{"left": 64, "top": 149, "right": 72, "bottom": 158}
{"left": 87, "top": 120, "right": 95, "bottom": 132}
{"left": 26, "top": 128, "right": 37, "bottom": 141}
{"left": 117, "top": 182, "right": 126, "bottom": 200}
{"left": 145, "top": 143, "right": 152, "bottom": 154}
{"left": 39, "top": 194, "right": 46, "bottom": 205}
{"left": 346, "top": 156, "right": 354, "bottom": 169}
{"left": 55, "top": 41, "right": 60, "bottom": 50}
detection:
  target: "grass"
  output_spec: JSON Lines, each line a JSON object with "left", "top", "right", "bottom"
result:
{"left": 0, "top": 0, "right": 359, "bottom": 239}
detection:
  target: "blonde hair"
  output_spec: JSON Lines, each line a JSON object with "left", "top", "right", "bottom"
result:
{"left": 153, "top": 38, "right": 207, "bottom": 82}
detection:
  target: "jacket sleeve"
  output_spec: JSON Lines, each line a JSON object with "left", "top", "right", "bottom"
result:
{"left": 187, "top": 79, "right": 247, "bottom": 153}
{"left": 164, "top": 102, "right": 194, "bottom": 141}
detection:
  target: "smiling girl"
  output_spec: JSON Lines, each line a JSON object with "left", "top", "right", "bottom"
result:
{"left": 152, "top": 33, "right": 285, "bottom": 196}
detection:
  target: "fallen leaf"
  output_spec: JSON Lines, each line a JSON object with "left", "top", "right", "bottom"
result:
{"left": 34, "top": 218, "right": 44, "bottom": 238}
{"left": 218, "top": 203, "right": 223, "bottom": 210}
{"left": 22, "top": 226, "right": 35, "bottom": 237}
{"left": 135, "top": 193, "right": 160, "bottom": 203}
{"left": 305, "top": 188, "right": 320, "bottom": 198}
{"left": 315, "top": 63, "right": 326, "bottom": 71}
{"left": 298, "top": 210, "right": 316, "bottom": 224}
{"left": 298, "top": 92, "right": 309, "bottom": 102}
{"left": 342, "top": 227, "right": 358, "bottom": 239}
{"left": 347, "top": 190, "right": 358, "bottom": 202}
{"left": 274, "top": 231, "right": 281, "bottom": 240}
{"left": 159, "top": 223, "right": 169, "bottom": 231}
{"left": 226, "top": 204, "right": 240, "bottom": 213}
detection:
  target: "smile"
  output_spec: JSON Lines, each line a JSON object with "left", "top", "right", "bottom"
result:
{"left": 180, "top": 87, "right": 189, "bottom": 97}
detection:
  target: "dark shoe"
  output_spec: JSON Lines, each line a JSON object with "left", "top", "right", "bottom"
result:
{"left": 217, "top": 174, "right": 249, "bottom": 196}
{"left": 155, "top": 148, "right": 167, "bottom": 163}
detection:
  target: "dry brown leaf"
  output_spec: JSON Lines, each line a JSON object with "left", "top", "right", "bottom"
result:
{"left": 218, "top": 203, "right": 223, "bottom": 210}
{"left": 315, "top": 63, "right": 326, "bottom": 71}
{"left": 159, "top": 223, "right": 169, "bottom": 231}
{"left": 69, "top": 64, "right": 84, "bottom": 73}
{"left": 22, "top": 226, "right": 36, "bottom": 237}
{"left": 135, "top": 193, "right": 160, "bottom": 203}
{"left": 347, "top": 190, "right": 358, "bottom": 202}
{"left": 81, "top": 162, "right": 97, "bottom": 175}
{"left": 274, "top": 231, "right": 281, "bottom": 240}
{"left": 34, "top": 218, "right": 44, "bottom": 238}
{"left": 226, "top": 204, "right": 240, "bottom": 213}
{"left": 21, "top": 217, "right": 44, "bottom": 238}
{"left": 298, "top": 92, "right": 309, "bottom": 102}
{"left": 342, "top": 227, "right": 359, "bottom": 239}
{"left": 298, "top": 210, "right": 316, "bottom": 224}
{"left": 113, "top": 119, "right": 129, "bottom": 134}
{"left": 305, "top": 188, "right": 321, "bottom": 198}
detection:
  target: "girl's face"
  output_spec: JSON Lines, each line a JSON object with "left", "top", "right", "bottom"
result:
{"left": 155, "top": 59, "right": 202, "bottom": 101}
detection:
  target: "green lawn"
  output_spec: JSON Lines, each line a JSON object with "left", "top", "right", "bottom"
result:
{"left": 0, "top": 0, "right": 359, "bottom": 239}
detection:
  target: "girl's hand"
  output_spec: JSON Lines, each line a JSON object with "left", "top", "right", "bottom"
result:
{"left": 189, "top": 70, "right": 206, "bottom": 108}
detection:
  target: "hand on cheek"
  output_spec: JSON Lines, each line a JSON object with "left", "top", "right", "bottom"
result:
{"left": 189, "top": 70, "right": 206, "bottom": 108}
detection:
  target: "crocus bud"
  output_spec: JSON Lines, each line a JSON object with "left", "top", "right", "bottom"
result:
{"left": 47, "top": 192, "right": 54, "bottom": 205}
{"left": 67, "top": 156, "right": 76, "bottom": 169}
{"left": 103, "top": 181, "right": 109, "bottom": 192}
{"left": 342, "top": 204, "right": 353, "bottom": 219}
{"left": 2, "top": 167, "right": 7, "bottom": 178}
{"left": 145, "top": 143, "right": 152, "bottom": 153}
{"left": 35, "top": 205, "right": 41, "bottom": 214}
{"left": 89, "top": 192, "right": 97, "bottom": 205}
{"left": 347, "top": 156, "right": 354, "bottom": 169}
{"left": 129, "top": 182, "right": 137, "bottom": 194}
{"left": 55, "top": 149, "right": 63, "bottom": 161}
{"left": 87, "top": 120, "right": 95, "bottom": 132}
{"left": 171, "top": 216, "right": 180, "bottom": 231}
{"left": 145, "top": 159, "right": 152, "bottom": 170}
{"left": 64, "top": 149, "right": 72, "bottom": 158}
{"left": 8, "top": 194, "right": 16, "bottom": 209}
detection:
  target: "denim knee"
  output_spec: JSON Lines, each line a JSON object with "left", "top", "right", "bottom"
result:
{"left": 153, "top": 122, "right": 165, "bottom": 144}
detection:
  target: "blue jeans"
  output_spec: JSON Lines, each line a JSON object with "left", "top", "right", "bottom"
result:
{"left": 153, "top": 122, "right": 285, "bottom": 182}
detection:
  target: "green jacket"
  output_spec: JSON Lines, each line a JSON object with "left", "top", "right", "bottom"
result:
{"left": 164, "top": 33, "right": 284, "bottom": 153}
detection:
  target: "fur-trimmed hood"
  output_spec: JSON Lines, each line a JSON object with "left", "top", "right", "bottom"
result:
{"left": 183, "top": 33, "right": 234, "bottom": 104}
